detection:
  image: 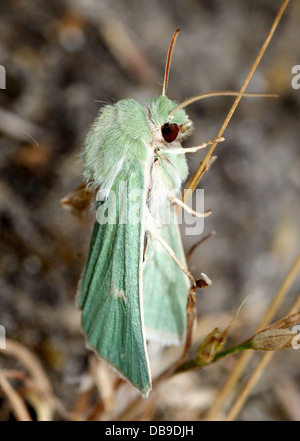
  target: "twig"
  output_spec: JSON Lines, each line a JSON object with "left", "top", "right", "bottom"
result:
{"left": 225, "top": 352, "right": 274, "bottom": 421}
{"left": 98, "top": 18, "right": 158, "bottom": 84}
{"left": 225, "top": 291, "right": 300, "bottom": 421}
{"left": 0, "top": 372, "right": 32, "bottom": 421}
{"left": 206, "top": 251, "right": 300, "bottom": 420}
{"left": 186, "top": 231, "right": 216, "bottom": 263}
{"left": 1, "top": 339, "right": 77, "bottom": 420}
{"left": 180, "top": 0, "right": 290, "bottom": 207}
{"left": 3, "top": 339, "right": 53, "bottom": 395}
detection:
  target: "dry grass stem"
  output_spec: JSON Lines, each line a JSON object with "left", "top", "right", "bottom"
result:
{"left": 181, "top": 0, "right": 290, "bottom": 207}
{"left": 206, "top": 250, "right": 300, "bottom": 420}
{"left": 0, "top": 372, "right": 32, "bottom": 421}
{"left": 225, "top": 292, "right": 300, "bottom": 421}
{"left": 0, "top": 339, "right": 78, "bottom": 420}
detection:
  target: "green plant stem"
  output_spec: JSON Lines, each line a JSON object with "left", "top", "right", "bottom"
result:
{"left": 174, "top": 341, "right": 252, "bottom": 374}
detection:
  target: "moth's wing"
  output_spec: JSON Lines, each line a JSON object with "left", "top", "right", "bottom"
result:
{"left": 143, "top": 207, "right": 189, "bottom": 345}
{"left": 77, "top": 166, "right": 151, "bottom": 396}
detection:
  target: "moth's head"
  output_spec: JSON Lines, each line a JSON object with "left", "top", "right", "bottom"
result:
{"left": 147, "top": 95, "right": 193, "bottom": 144}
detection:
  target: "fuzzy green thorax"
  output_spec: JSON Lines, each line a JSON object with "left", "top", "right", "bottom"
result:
{"left": 81, "top": 96, "right": 190, "bottom": 194}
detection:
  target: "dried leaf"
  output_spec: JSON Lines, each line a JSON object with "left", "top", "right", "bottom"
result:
{"left": 60, "top": 182, "right": 94, "bottom": 217}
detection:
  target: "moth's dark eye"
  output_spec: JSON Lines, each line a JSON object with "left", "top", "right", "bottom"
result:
{"left": 161, "top": 123, "right": 179, "bottom": 143}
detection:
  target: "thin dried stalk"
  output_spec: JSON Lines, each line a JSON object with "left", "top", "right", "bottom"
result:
{"left": 1, "top": 339, "right": 77, "bottom": 420}
{"left": 225, "top": 292, "right": 300, "bottom": 421}
{"left": 98, "top": 18, "right": 158, "bottom": 84}
{"left": 206, "top": 251, "right": 300, "bottom": 420}
{"left": 225, "top": 352, "right": 274, "bottom": 421}
{"left": 0, "top": 372, "right": 32, "bottom": 421}
{"left": 4, "top": 339, "right": 53, "bottom": 395}
{"left": 186, "top": 231, "right": 216, "bottom": 263}
{"left": 180, "top": 0, "right": 290, "bottom": 208}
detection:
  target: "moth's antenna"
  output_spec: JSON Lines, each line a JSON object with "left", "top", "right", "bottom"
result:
{"left": 169, "top": 90, "right": 278, "bottom": 116}
{"left": 162, "top": 29, "right": 180, "bottom": 97}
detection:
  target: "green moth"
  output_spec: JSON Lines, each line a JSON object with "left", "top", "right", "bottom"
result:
{"left": 77, "top": 30, "right": 253, "bottom": 396}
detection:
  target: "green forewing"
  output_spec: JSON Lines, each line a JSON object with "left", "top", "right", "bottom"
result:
{"left": 78, "top": 165, "right": 151, "bottom": 396}
{"left": 143, "top": 207, "right": 189, "bottom": 344}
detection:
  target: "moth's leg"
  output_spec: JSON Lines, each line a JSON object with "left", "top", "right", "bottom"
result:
{"left": 144, "top": 207, "right": 196, "bottom": 286}
{"left": 151, "top": 230, "right": 196, "bottom": 287}
{"left": 161, "top": 136, "right": 224, "bottom": 155}
{"left": 170, "top": 195, "right": 211, "bottom": 218}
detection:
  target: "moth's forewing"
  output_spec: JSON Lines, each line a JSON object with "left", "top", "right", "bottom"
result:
{"left": 78, "top": 165, "right": 151, "bottom": 396}
{"left": 143, "top": 206, "right": 189, "bottom": 344}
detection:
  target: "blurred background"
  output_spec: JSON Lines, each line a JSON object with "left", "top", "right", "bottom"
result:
{"left": 0, "top": 0, "right": 299, "bottom": 421}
